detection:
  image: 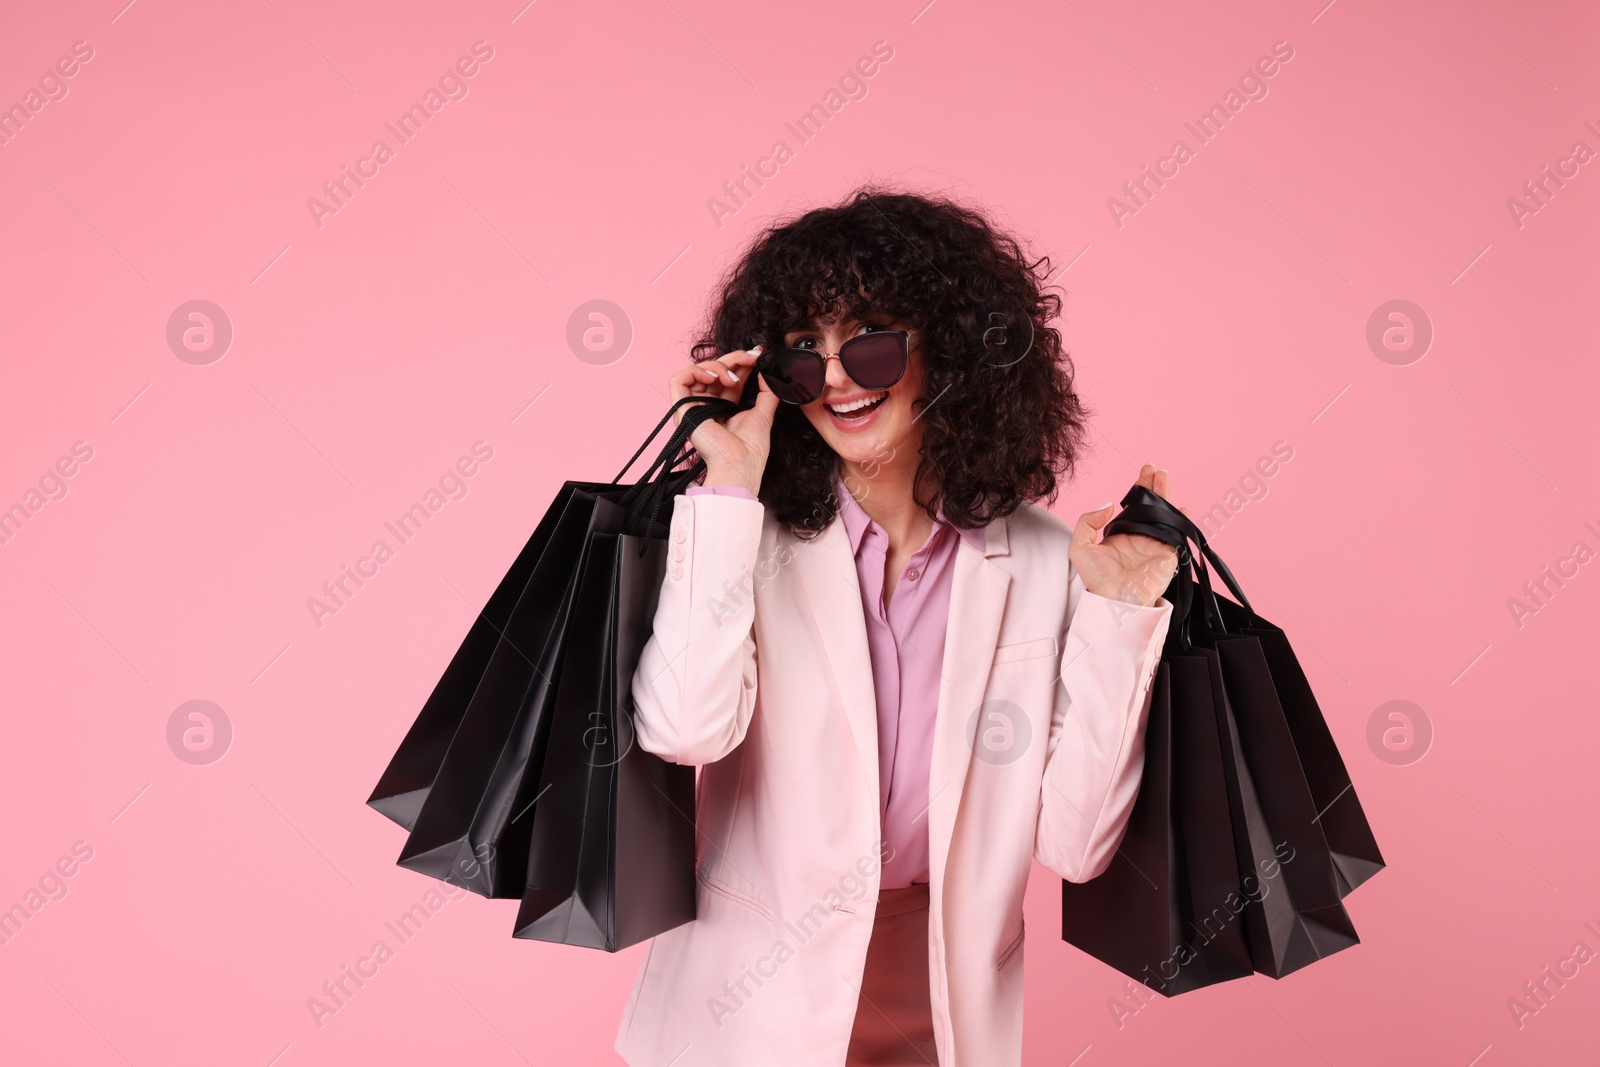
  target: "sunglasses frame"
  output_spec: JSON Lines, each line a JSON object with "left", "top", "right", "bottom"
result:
{"left": 756, "top": 329, "right": 911, "bottom": 406}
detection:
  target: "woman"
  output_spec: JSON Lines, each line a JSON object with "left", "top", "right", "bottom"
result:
{"left": 614, "top": 187, "right": 1180, "bottom": 1066}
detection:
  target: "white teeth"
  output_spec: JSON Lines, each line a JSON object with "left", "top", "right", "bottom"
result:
{"left": 828, "top": 393, "right": 886, "bottom": 415}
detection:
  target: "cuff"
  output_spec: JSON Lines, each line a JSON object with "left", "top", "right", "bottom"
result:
{"left": 686, "top": 484, "right": 759, "bottom": 501}
{"left": 1071, "top": 589, "right": 1173, "bottom": 648}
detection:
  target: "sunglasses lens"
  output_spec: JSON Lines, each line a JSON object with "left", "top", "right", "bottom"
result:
{"left": 762, "top": 351, "right": 825, "bottom": 404}
{"left": 842, "top": 332, "right": 907, "bottom": 390}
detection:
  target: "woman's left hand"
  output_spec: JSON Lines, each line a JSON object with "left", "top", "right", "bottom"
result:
{"left": 1069, "top": 464, "right": 1183, "bottom": 607}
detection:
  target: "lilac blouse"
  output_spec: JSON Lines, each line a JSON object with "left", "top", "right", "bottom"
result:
{"left": 685, "top": 471, "right": 978, "bottom": 888}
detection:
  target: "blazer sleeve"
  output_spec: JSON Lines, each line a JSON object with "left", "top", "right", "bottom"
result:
{"left": 629, "top": 487, "right": 763, "bottom": 766}
{"left": 1034, "top": 564, "right": 1172, "bottom": 883}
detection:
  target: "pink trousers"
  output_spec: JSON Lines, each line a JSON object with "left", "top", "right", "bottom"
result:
{"left": 844, "top": 882, "right": 941, "bottom": 1065}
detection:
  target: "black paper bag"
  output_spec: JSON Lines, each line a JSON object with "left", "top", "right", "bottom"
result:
{"left": 514, "top": 525, "right": 697, "bottom": 951}
{"left": 392, "top": 482, "right": 629, "bottom": 898}
{"left": 1059, "top": 485, "right": 1383, "bottom": 993}
{"left": 366, "top": 480, "right": 594, "bottom": 832}
{"left": 1060, "top": 651, "right": 1255, "bottom": 995}
{"left": 369, "top": 395, "right": 738, "bottom": 926}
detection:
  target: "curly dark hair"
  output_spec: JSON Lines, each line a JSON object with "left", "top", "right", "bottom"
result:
{"left": 687, "top": 182, "right": 1091, "bottom": 540}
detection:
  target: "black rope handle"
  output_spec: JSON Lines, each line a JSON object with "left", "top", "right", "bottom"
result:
{"left": 615, "top": 399, "right": 724, "bottom": 515}
{"left": 630, "top": 461, "right": 706, "bottom": 555}
{"left": 625, "top": 400, "right": 733, "bottom": 523}
{"left": 610, "top": 394, "right": 711, "bottom": 485}
{"left": 607, "top": 396, "right": 742, "bottom": 551}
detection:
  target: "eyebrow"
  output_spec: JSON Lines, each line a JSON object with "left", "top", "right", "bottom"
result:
{"left": 785, "top": 313, "right": 873, "bottom": 335}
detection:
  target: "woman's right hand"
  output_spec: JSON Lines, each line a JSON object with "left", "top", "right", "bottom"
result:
{"left": 668, "top": 346, "right": 780, "bottom": 493}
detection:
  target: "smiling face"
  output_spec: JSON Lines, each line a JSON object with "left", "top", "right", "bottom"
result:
{"left": 784, "top": 311, "right": 927, "bottom": 476}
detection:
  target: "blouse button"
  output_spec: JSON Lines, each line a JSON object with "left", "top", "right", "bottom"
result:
{"left": 906, "top": 568, "right": 920, "bottom": 581}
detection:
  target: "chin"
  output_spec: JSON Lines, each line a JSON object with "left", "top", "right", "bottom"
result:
{"left": 808, "top": 401, "right": 912, "bottom": 469}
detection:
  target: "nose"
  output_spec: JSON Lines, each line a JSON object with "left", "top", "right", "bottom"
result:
{"left": 823, "top": 353, "right": 852, "bottom": 392}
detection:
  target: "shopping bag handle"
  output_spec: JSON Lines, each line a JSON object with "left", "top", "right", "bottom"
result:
{"left": 611, "top": 395, "right": 742, "bottom": 550}
{"left": 611, "top": 394, "right": 737, "bottom": 486}
{"left": 1102, "top": 484, "right": 1252, "bottom": 649}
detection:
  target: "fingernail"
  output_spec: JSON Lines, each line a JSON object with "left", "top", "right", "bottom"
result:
{"left": 1097, "top": 500, "right": 1115, "bottom": 510}
{"left": 729, "top": 371, "right": 740, "bottom": 381}
{"left": 750, "top": 344, "right": 765, "bottom": 355}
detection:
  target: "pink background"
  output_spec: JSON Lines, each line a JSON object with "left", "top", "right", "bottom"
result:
{"left": 1, "top": 0, "right": 1595, "bottom": 1063}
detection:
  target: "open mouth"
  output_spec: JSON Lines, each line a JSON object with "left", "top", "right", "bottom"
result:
{"left": 828, "top": 392, "right": 888, "bottom": 420}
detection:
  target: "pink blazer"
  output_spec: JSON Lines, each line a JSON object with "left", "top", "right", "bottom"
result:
{"left": 615, "top": 490, "right": 1172, "bottom": 1066}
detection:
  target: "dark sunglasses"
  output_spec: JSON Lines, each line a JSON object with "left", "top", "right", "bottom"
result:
{"left": 756, "top": 330, "right": 909, "bottom": 406}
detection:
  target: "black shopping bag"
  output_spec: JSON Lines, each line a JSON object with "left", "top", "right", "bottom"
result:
{"left": 391, "top": 481, "right": 628, "bottom": 897}
{"left": 1060, "top": 485, "right": 1384, "bottom": 993}
{"left": 1058, "top": 649, "right": 1255, "bottom": 996}
{"left": 367, "top": 479, "right": 605, "bottom": 833}
{"left": 512, "top": 520, "right": 698, "bottom": 951}
{"left": 510, "top": 391, "right": 741, "bottom": 949}
{"left": 370, "top": 395, "right": 738, "bottom": 901}
{"left": 1227, "top": 601, "right": 1384, "bottom": 898}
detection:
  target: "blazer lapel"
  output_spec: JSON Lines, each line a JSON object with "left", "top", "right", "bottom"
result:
{"left": 927, "top": 516, "right": 1012, "bottom": 898}
{"left": 793, "top": 517, "right": 883, "bottom": 805}
{"left": 789, "top": 507, "right": 1015, "bottom": 893}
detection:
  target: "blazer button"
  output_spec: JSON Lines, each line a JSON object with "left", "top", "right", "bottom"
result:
{"left": 672, "top": 543, "right": 686, "bottom": 562}
{"left": 674, "top": 528, "right": 687, "bottom": 544}
{"left": 671, "top": 565, "right": 685, "bottom": 580}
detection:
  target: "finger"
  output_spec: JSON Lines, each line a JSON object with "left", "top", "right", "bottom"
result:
{"left": 752, "top": 361, "right": 780, "bottom": 421}
{"left": 669, "top": 362, "right": 707, "bottom": 388}
{"left": 1153, "top": 467, "right": 1169, "bottom": 500}
{"left": 724, "top": 344, "right": 765, "bottom": 367}
{"left": 676, "top": 364, "right": 720, "bottom": 392}
{"left": 689, "top": 412, "right": 733, "bottom": 457}
{"left": 1072, "top": 502, "right": 1117, "bottom": 550}
{"left": 667, "top": 370, "right": 694, "bottom": 425}
{"left": 716, "top": 347, "right": 764, "bottom": 393}
{"left": 1137, "top": 463, "right": 1155, "bottom": 491}
{"left": 670, "top": 365, "right": 729, "bottom": 425}
{"left": 697, "top": 360, "right": 740, "bottom": 386}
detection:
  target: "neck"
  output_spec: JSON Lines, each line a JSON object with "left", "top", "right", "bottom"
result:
{"left": 837, "top": 453, "right": 933, "bottom": 552}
